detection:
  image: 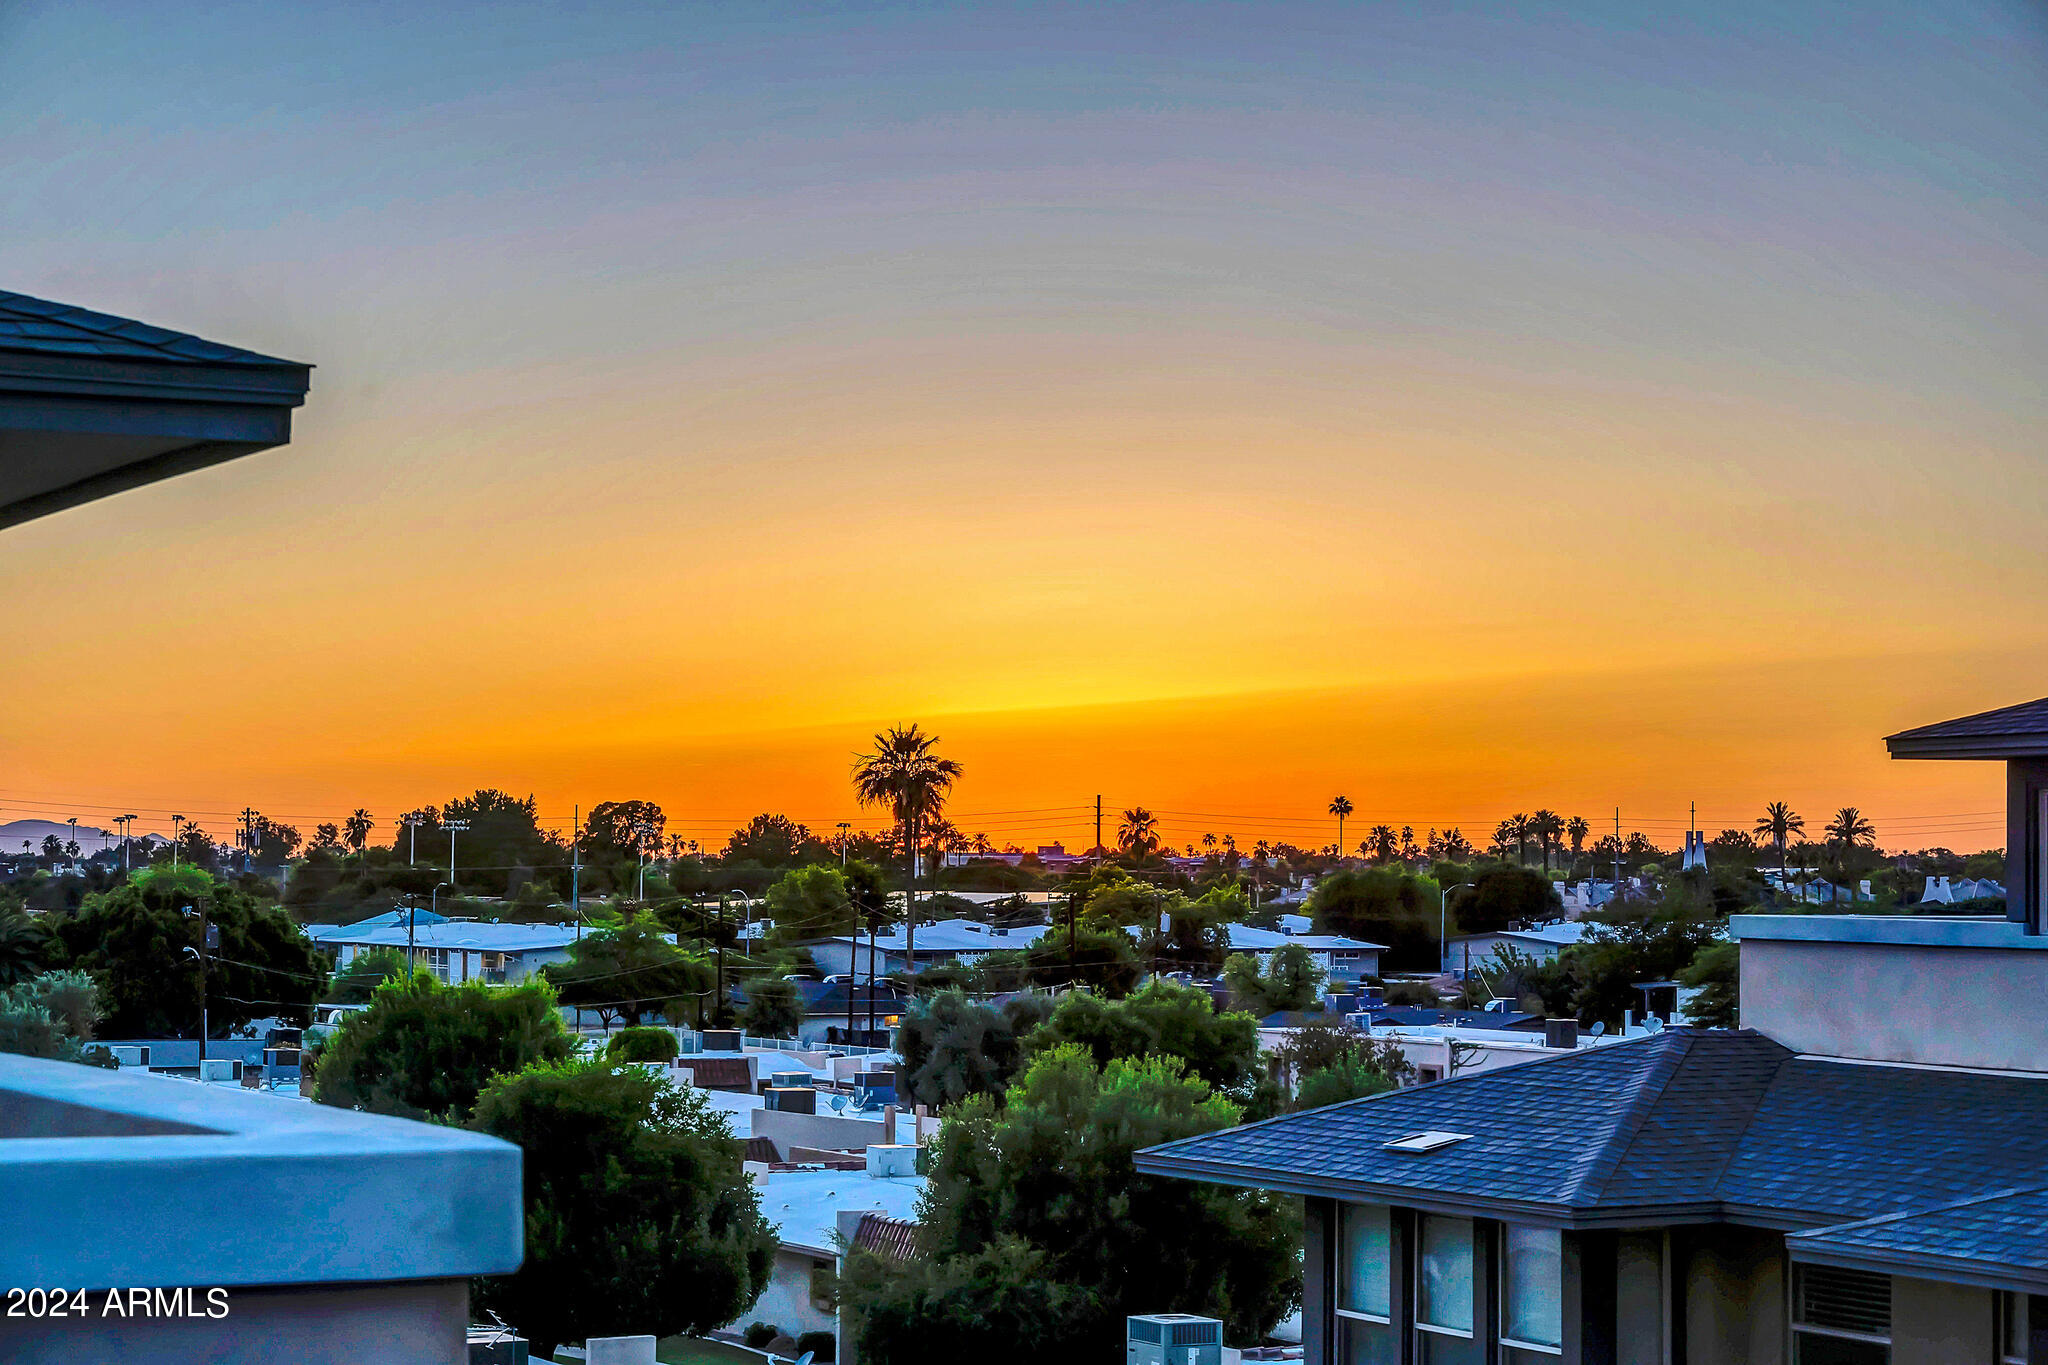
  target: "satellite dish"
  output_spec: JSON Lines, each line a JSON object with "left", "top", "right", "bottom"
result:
{"left": 1588, "top": 1021, "right": 1607, "bottom": 1037}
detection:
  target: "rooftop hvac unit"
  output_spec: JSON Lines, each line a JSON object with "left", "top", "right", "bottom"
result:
{"left": 1127, "top": 1314, "right": 1221, "bottom": 1365}
{"left": 865, "top": 1143, "right": 920, "bottom": 1179}
{"left": 1543, "top": 1018, "right": 1579, "bottom": 1050}
{"left": 702, "top": 1028, "right": 743, "bottom": 1052}
{"left": 769, "top": 1071, "right": 812, "bottom": 1088}
{"left": 198, "top": 1057, "right": 241, "bottom": 1083}
{"left": 765, "top": 1086, "right": 817, "bottom": 1114}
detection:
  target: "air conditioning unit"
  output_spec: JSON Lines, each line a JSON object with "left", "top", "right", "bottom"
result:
{"left": 765, "top": 1087, "right": 817, "bottom": 1114}
{"left": 1127, "top": 1314, "right": 1221, "bottom": 1365}
{"left": 865, "top": 1143, "right": 919, "bottom": 1179}
{"left": 1543, "top": 1019, "right": 1579, "bottom": 1050}
{"left": 198, "top": 1058, "right": 241, "bottom": 1083}
{"left": 702, "top": 1029, "right": 743, "bottom": 1052}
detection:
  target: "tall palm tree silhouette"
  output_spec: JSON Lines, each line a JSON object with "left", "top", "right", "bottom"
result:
{"left": 1566, "top": 815, "right": 1590, "bottom": 871}
{"left": 1118, "top": 807, "right": 1161, "bottom": 857}
{"left": 344, "top": 808, "right": 374, "bottom": 863}
{"left": 1754, "top": 802, "right": 1805, "bottom": 901}
{"left": 1328, "top": 796, "right": 1353, "bottom": 859}
{"left": 852, "top": 724, "right": 962, "bottom": 964}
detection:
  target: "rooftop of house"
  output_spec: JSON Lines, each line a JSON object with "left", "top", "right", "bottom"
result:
{"left": 752, "top": 1166, "right": 925, "bottom": 1257}
{"left": 307, "top": 919, "right": 585, "bottom": 953}
{"left": 1357, "top": 1007, "right": 1548, "bottom": 1032}
{"left": 1449, "top": 922, "right": 1593, "bottom": 948}
{"left": 1885, "top": 695, "right": 2048, "bottom": 760}
{"left": 1135, "top": 1027, "right": 2048, "bottom": 1291}
{"left": 0, "top": 288, "right": 312, "bottom": 530}
{"left": 1225, "top": 926, "right": 1386, "bottom": 952}
{"left": 0, "top": 1052, "right": 519, "bottom": 1292}
{"left": 813, "top": 917, "right": 1052, "bottom": 953}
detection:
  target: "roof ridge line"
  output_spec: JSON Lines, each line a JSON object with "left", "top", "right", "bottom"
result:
{"left": 1691, "top": 1032, "right": 1794, "bottom": 1200}
{"left": 1788, "top": 1181, "right": 2048, "bottom": 1238}
{"left": 1569, "top": 1029, "right": 1698, "bottom": 1206}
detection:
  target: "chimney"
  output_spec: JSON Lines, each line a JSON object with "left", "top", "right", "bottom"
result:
{"left": 881, "top": 1103, "right": 897, "bottom": 1142}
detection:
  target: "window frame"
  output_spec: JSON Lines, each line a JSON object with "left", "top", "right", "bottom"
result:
{"left": 1497, "top": 1224, "right": 1564, "bottom": 1356}
{"left": 1334, "top": 1202, "right": 1394, "bottom": 1327}
{"left": 1790, "top": 1265, "right": 1892, "bottom": 1361}
{"left": 1413, "top": 1213, "right": 1478, "bottom": 1343}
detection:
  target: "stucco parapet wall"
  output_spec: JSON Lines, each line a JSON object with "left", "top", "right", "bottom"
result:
{"left": 1729, "top": 915, "right": 2044, "bottom": 950}
{"left": 0, "top": 1054, "right": 522, "bottom": 1291}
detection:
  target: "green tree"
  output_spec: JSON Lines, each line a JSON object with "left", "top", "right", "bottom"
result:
{"left": 543, "top": 913, "right": 708, "bottom": 1028}
{"left": 896, "top": 990, "right": 1052, "bottom": 1109}
{"left": 1455, "top": 865, "right": 1564, "bottom": 935}
{"left": 1309, "top": 868, "right": 1441, "bottom": 971}
{"left": 471, "top": 1059, "right": 776, "bottom": 1359}
{"left": 309, "top": 972, "right": 575, "bottom": 1122}
{"left": 0, "top": 907, "right": 51, "bottom": 987}
{"left": 0, "top": 970, "right": 113, "bottom": 1067}
{"left": 739, "top": 977, "right": 806, "bottom": 1039}
{"left": 52, "top": 867, "right": 321, "bottom": 1037}
{"left": 1022, "top": 923, "right": 1141, "bottom": 998}
{"left": 326, "top": 946, "right": 408, "bottom": 1003}
{"left": 851, "top": 1047, "right": 1296, "bottom": 1359}
{"left": 1678, "top": 940, "right": 1739, "bottom": 1028}
{"left": 606, "top": 1024, "right": 681, "bottom": 1063}
{"left": 1024, "top": 979, "right": 1260, "bottom": 1092}
{"left": 840, "top": 1234, "right": 1096, "bottom": 1364}
{"left": 582, "top": 800, "right": 668, "bottom": 865}
{"left": 1221, "top": 944, "right": 1325, "bottom": 1016}
{"left": 763, "top": 864, "right": 855, "bottom": 945}
{"left": 1292, "top": 1054, "right": 1399, "bottom": 1112}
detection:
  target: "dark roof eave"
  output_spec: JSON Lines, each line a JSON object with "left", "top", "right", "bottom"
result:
{"left": 0, "top": 436, "right": 287, "bottom": 533}
{"left": 1786, "top": 1241, "right": 2048, "bottom": 1299}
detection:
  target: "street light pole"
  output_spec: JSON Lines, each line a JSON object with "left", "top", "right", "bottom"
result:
{"left": 837, "top": 822, "right": 850, "bottom": 868}
{"left": 445, "top": 820, "right": 468, "bottom": 890}
{"left": 1440, "top": 882, "right": 1474, "bottom": 976}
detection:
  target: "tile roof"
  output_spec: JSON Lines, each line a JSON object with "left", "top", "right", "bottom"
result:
{"left": 1786, "top": 1186, "right": 2048, "bottom": 1293}
{"left": 852, "top": 1212, "right": 922, "bottom": 1261}
{"left": 0, "top": 290, "right": 303, "bottom": 367}
{"left": 678, "top": 1056, "right": 755, "bottom": 1092}
{"left": 1139, "top": 1027, "right": 2048, "bottom": 1251}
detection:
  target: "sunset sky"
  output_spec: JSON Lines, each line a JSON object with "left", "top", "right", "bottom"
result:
{"left": 2, "top": 1, "right": 2044, "bottom": 855}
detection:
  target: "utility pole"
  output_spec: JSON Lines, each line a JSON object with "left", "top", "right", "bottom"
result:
{"left": 837, "top": 822, "right": 850, "bottom": 867}
{"left": 239, "top": 807, "right": 260, "bottom": 875}
{"left": 186, "top": 897, "right": 214, "bottom": 1069}
{"left": 571, "top": 804, "right": 581, "bottom": 921}
{"left": 1095, "top": 795, "right": 1103, "bottom": 858}
{"left": 1613, "top": 808, "right": 1622, "bottom": 897}
{"left": 170, "top": 815, "right": 184, "bottom": 871}
{"left": 118, "top": 814, "right": 137, "bottom": 872}
{"left": 445, "top": 819, "right": 468, "bottom": 890}
{"left": 403, "top": 814, "right": 421, "bottom": 866}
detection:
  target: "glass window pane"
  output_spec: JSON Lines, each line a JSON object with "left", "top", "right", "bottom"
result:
{"left": 1339, "top": 1204, "right": 1392, "bottom": 1318}
{"left": 1418, "top": 1330, "right": 1484, "bottom": 1365}
{"left": 1340, "top": 1316, "right": 1399, "bottom": 1365}
{"left": 1502, "top": 1225, "right": 1563, "bottom": 1348}
{"left": 1416, "top": 1215, "right": 1475, "bottom": 1333}
{"left": 1792, "top": 1333, "right": 1889, "bottom": 1365}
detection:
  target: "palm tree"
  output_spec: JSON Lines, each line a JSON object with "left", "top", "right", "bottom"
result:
{"left": 1507, "top": 812, "right": 1533, "bottom": 866}
{"left": 1824, "top": 807, "right": 1877, "bottom": 892}
{"left": 344, "top": 808, "right": 374, "bottom": 863}
{"left": 1202, "top": 832, "right": 1217, "bottom": 858}
{"left": 0, "top": 909, "right": 44, "bottom": 987}
{"left": 1364, "top": 824, "right": 1399, "bottom": 863}
{"left": 852, "top": 724, "right": 962, "bottom": 964}
{"left": 1754, "top": 802, "right": 1805, "bottom": 900}
{"left": 1566, "top": 815, "right": 1590, "bottom": 870}
{"left": 1117, "top": 807, "right": 1161, "bottom": 857}
{"left": 1530, "top": 809, "right": 1564, "bottom": 873}
{"left": 1328, "top": 796, "right": 1354, "bottom": 860}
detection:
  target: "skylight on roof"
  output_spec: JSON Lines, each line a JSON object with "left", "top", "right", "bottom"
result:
{"left": 1382, "top": 1130, "right": 1471, "bottom": 1153}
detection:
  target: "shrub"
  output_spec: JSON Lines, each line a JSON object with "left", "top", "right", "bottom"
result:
{"left": 796, "top": 1330, "right": 836, "bottom": 1360}
{"left": 744, "top": 1321, "right": 780, "bottom": 1348}
{"left": 1381, "top": 981, "right": 1440, "bottom": 1007}
{"left": 606, "top": 1025, "right": 679, "bottom": 1063}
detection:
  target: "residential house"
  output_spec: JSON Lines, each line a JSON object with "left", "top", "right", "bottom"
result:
{"left": 805, "top": 917, "right": 1051, "bottom": 977}
{"left": 1443, "top": 922, "right": 1594, "bottom": 976}
{"left": 734, "top": 1147, "right": 925, "bottom": 1351}
{"left": 309, "top": 917, "right": 583, "bottom": 985}
{"left": 1227, "top": 925, "right": 1384, "bottom": 985}
{"left": 1136, "top": 697, "right": 2048, "bottom": 1363}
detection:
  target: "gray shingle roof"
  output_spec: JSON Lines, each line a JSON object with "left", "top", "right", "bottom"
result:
{"left": 1138, "top": 1029, "right": 2048, "bottom": 1240}
{"left": 1787, "top": 1186, "right": 2048, "bottom": 1294}
{"left": 1886, "top": 696, "right": 2048, "bottom": 758}
{"left": 0, "top": 290, "right": 302, "bottom": 368}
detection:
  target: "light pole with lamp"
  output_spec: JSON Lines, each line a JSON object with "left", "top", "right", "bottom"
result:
{"left": 444, "top": 819, "right": 468, "bottom": 890}
{"left": 836, "top": 822, "right": 850, "bottom": 867}
{"left": 1439, "top": 882, "right": 1474, "bottom": 977}
{"left": 182, "top": 897, "right": 215, "bottom": 1067}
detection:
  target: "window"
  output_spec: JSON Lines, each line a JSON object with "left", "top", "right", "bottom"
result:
{"left": 2000, "top": 1292, "right": 2027, "bottom": 1365}
{"left": 1336, "top": 1204, "right": 1396, "bottom": 1364}
{"left": 1792, "top": 1265, "right": 1890, "bottom": 1365}
{"left": 1415, "top": 1215, "right": 1479, "bottom": 1362}
{"left": 1500, "top": 1225, "right": 1563, "bottom": 1358}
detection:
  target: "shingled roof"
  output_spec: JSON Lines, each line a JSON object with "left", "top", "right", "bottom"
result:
{"left": 0, "top": 291, "right": 303, "bottom": 368}
{"left": 1787, "top": 1185, "right": 2048, "bottom": 1295}
{"left": 1137, "top": 1029, "right": 2048, "bottom": 1240}
{"left": 1886, "top": 696, "right": 2048, "bottom": 759}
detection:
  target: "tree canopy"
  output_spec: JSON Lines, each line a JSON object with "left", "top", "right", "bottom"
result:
{"left": 844, "top": 1046, "right": 1297, "bottom": 1360}
{"left": 542, "top": 913, "right": 708, "bottom": 1027}
{"left": 309, "top": 971, "right": 575, "bottom": 1122}
{"left": 51, "top": 866, "right": 321, "bottom": 1036}
{"left": 470, "top": 1059, "right": 776, "bottom": 1358}
{"left": 1309, "top": 868, "right": 1441, "bottom": 971}
{"left": 1024, "top": 978, "right": 1260, "bottom": 1093}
